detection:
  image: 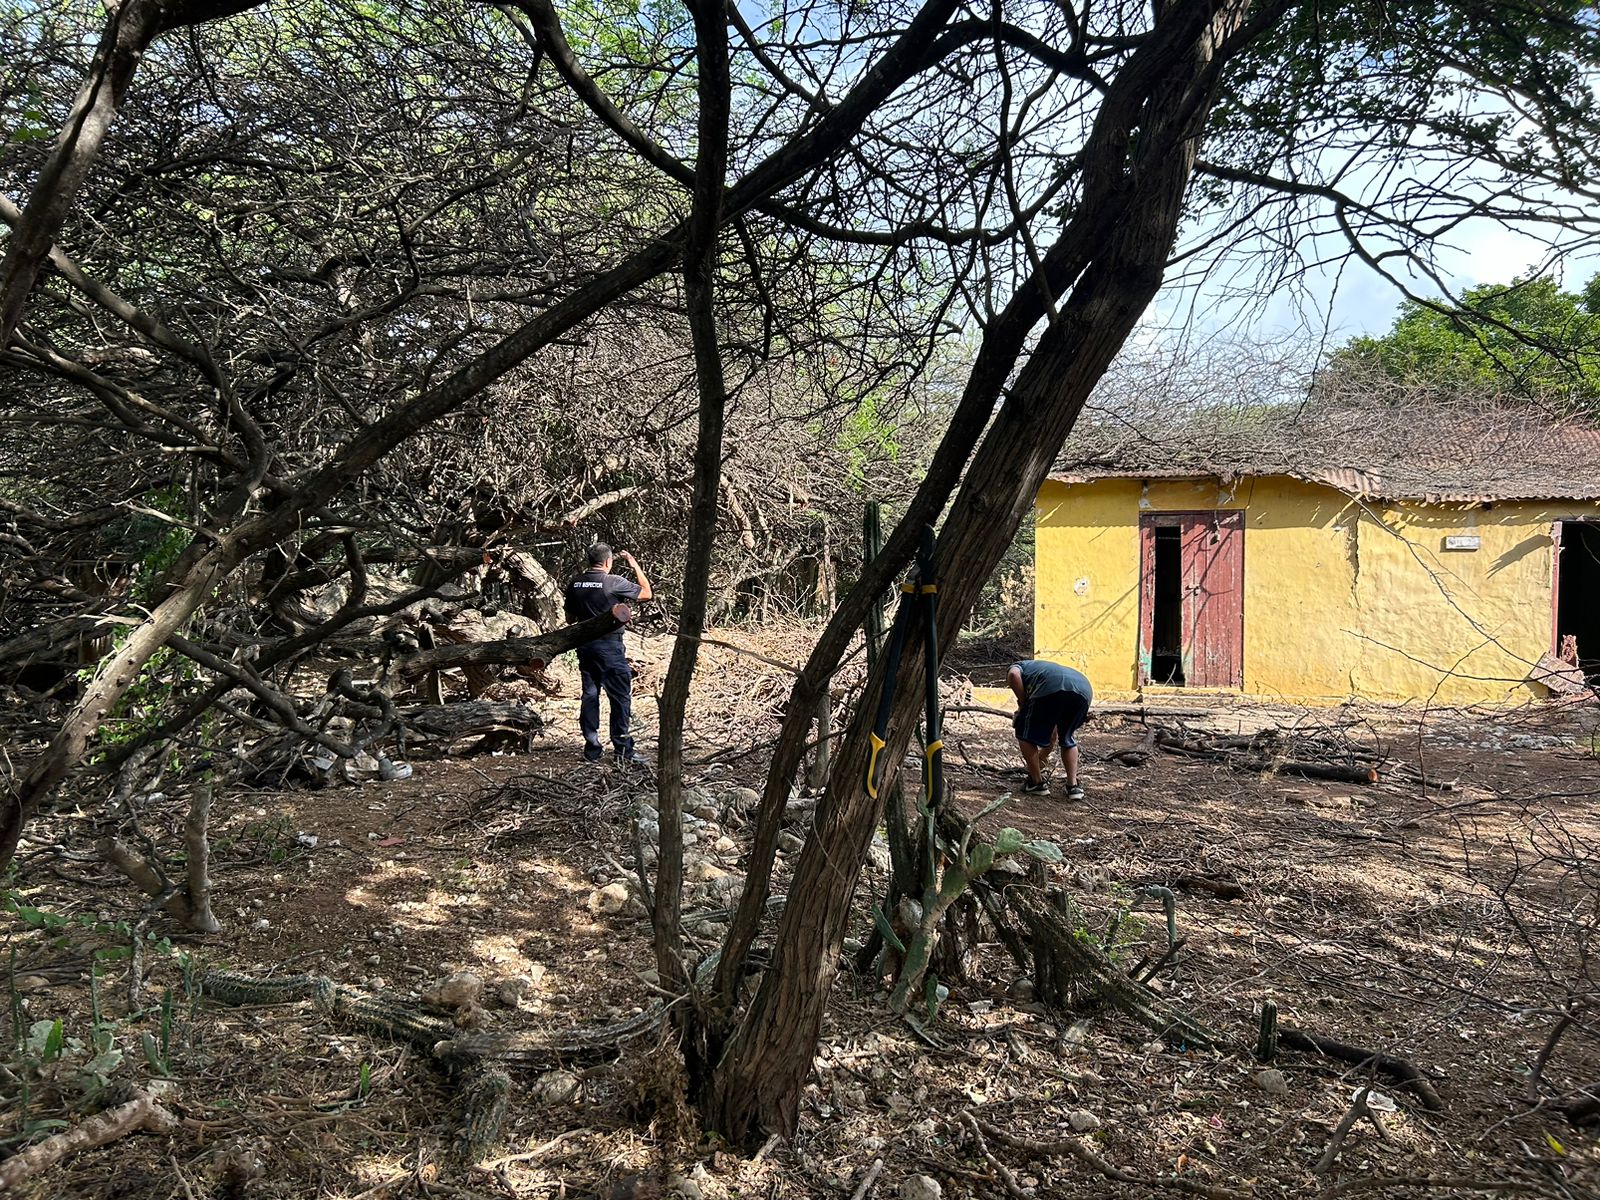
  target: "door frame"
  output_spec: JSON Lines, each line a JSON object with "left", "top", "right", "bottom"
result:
{"left": 1552, "top": 518, "right": 1600, "bottom": 658}
{"left": 1137, "top": 509, "right": 1245, "bottom": 688}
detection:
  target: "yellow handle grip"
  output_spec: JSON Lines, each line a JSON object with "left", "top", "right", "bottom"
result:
{"left": 866, "top": 732, "right": 886, "bottom": 799}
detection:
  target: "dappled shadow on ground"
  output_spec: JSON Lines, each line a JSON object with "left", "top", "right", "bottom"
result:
{"left": 5, "top": 702, "right": 1599, "bottom": 1198}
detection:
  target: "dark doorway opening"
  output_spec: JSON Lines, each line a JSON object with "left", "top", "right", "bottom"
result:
{"left": 1151, "top": 525, "right": 1185, "bottom": 685}
{"left": 1556, "top": 521, "right": 1600, "bottom": 676}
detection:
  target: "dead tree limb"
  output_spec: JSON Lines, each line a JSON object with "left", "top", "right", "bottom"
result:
{"left": 97, "top": 837, "right": 192, "bottom": 926}
{"left": 1278, "top": 1028, "right": 1443, "bottom": 1110}
{"left": 183, "top": 784, "right": 221, "bottom": 934}
{"left": 393, "top": 607, "right": 627, "bottom": 679}
{"left": 0, "top": 1091, "right": 177, "bottom": 1192}
{"left": 1314, "top": 1086, "right": 1381, "bottom": 1175}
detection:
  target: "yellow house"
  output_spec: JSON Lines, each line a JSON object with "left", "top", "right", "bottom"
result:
{"left": 1034, "top": 410, "right": 1600, "bottom": 706}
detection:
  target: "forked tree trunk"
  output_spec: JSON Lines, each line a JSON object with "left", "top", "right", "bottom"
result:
{"left": 705, "top": 0, "right": 1253, "bottom": 1142}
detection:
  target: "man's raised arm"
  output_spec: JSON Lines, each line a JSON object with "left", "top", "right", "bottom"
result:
{"left": 619, "top": 551, "right": 653, "bottom": 602}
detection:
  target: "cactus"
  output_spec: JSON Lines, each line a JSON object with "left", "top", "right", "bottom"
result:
{"left": 456, "top": 1064, "right": 511, "bottom": 1162}
{"left": 1257, "top": 999, "right": 1279, "bottom": 1062}
{"left": 887, "top": 796, "right": 1062, "bottom": 1014}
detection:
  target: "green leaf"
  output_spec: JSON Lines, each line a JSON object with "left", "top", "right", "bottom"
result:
{"left": 141, "top": 1031, "right": 167, "bottom": 1076}
{"left": 1022, "top": 839, "right": 1064, "bottom": 863}
{"left": 871, "top": 905, "right": 906, "bottom": 955}
{"left": 12, "top": 906, "right": 67, "bottom": 930}
{"left": 993, "top": 827, "right": 1025, "bottom": 856}
{"left": 25, "top": 1019, "right": 61, "bottom": 1060}
{"left": 967, "top": 844, "right": 995, "bottom": 876}
{"left": 43, "top": 1019, "right": 65, "bottom": 1063}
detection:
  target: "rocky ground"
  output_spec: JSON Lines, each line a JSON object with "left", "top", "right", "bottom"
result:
{"left": 3, "top": 668, "right": 1599, "bottom": 1199}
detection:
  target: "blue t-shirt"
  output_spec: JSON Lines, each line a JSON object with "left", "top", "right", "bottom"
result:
{"left": 1013, "top": 660, "right": 1092, "bottom": 703}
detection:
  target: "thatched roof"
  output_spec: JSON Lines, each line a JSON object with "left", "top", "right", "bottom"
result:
{"left": 1052, "top": 403, "right": 1600, "bottom": 503}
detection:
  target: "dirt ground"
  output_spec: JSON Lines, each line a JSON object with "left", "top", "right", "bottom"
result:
{"left": 4, "top": 650, "right": 1600, "bottom": 1199}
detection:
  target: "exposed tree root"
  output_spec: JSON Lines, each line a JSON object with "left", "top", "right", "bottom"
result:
{"left": 1278, "top": 1028, "right": 1444, "bottom": 1111}
{"left": 0, "top": 1091, "right": 177, "bottom": 1192}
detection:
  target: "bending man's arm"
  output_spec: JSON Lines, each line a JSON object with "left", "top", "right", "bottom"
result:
{"left": 1007, "top": 664, "right": 1026, "bottom": 706}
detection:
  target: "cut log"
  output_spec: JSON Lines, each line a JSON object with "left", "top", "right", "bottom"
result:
{"left": 394, "top": 606, "right": 628, "bottom": 680}
{"left": 1276, "top": 761, "right": 1378, "bottom": 784}
{"left": 399, "top": 701, "right": 544, "bottom": 754}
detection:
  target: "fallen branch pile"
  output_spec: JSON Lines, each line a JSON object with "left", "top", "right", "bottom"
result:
{"left": 1153, "top": 726, "right": 1381, "bottom": 784}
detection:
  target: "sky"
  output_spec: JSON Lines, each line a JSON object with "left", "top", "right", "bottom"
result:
{"left": 1254, "top": 224, "right": 1600, "bottom": 344}
{"left": 1135, "top": 195, "right": 1600, "bottom": 368}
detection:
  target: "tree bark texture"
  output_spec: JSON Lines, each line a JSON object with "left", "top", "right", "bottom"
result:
{"left": 706, "top": 0, "right": 1254, "bottom": 1143}
{"left": 653, "top": 0, "right": 732, "bottom": 1065}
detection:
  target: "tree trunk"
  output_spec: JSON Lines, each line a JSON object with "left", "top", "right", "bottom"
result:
{"left": 651, "top": 0, "right": 731, "bottom": 1079}
{"left": 705, "top": 0, "right": 1252, "bottom": 1143}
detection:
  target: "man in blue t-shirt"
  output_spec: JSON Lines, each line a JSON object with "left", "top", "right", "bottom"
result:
{"left": 564, "top": 543, "right": 652, "bottom": 763}
{"left": 1007, "top": 659, "right": 1093, "bottom": 799}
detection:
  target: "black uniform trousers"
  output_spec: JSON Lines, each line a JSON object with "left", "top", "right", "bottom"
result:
{"left": 576, "top": 637, "right": 633, "bottom": 759}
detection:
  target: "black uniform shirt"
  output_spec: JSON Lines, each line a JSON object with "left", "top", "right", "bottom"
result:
{"left": 564, "top": 568, "right": 641, "bottom": 644}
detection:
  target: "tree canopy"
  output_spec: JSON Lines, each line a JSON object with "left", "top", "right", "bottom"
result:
{"left": 1336, "top": 274, "right": 1600, "bottom": 413}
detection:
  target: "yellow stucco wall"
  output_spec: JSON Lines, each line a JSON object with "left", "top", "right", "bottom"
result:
{"left": 1034, "top": 475, "right": 1600, "bottom": 706}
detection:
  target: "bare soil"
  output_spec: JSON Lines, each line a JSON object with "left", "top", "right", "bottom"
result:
{"left": 4, "top": 663, "right": 1599, "bottom": 1199}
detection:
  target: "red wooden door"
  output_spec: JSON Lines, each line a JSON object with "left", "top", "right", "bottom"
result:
{"left": 1139, "top": 511, "right": 1244, "bottom": 688}
{"left": 1183, "top": 511, "right": 1244, "bottom": 687}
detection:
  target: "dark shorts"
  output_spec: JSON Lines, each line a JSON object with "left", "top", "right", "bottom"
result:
{"left": 1014, "top": 690, "right": 1090, "bottom": 749}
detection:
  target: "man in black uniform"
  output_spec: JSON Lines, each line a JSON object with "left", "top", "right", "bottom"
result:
{"left": 564, "top": 543, "right": 653, "bottom": 763}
